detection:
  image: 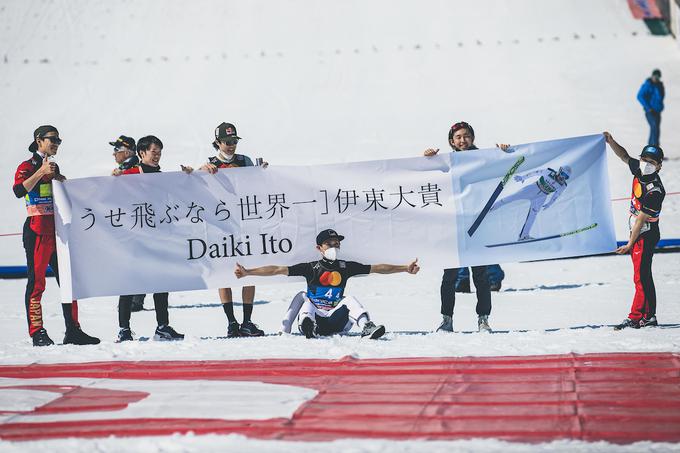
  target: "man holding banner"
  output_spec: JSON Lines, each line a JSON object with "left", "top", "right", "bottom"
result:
{"left": 424, "top": 121, "right": 509, "bottom": 333}
{"left": 13, "top": 125, "right": 99, "bottom": 347}
{"left": 114, "top": 135, "right": 185, "bottom": 342}
{"left": 196, "top": 122, "right": 265, "bottom": 339}
{"left": 234, "top": 229, "right": 420, "bottom": 339}
{"left": 604, "top": 132, "right": 665, "bottom": 330}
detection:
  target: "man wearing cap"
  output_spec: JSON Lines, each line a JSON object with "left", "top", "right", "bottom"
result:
{"left": 234, "top": 229, "right": 420, "bottom": 339}
{"left": 197, "top": 122, "right": 264, "bottom": 338}
{"left": 110, "top": 135, "right": 140, "bottom": 176}
{"left": 637, "top": 69, "right": 664, "bottom": 145}
{"left": 108, "top": 135, "right": 147, "bottom": 313}
{"left": 12, "top": 125, "right": 100, "bottom": 346}
{"left": 423, "top": 121, "right": 510, "bottom": 333}
{"left": 604, "top": 132, "right": 665, "bottom": 330}
{"left": 113, "top": 135, "right": 186, "bottom": 342}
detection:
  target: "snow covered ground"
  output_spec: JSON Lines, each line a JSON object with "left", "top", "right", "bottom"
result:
{"left": 1, "top": 0, "right": 680, "bottom": 451}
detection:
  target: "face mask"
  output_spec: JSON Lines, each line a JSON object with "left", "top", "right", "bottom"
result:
{"left": 641, "top": 161, "right": 657, "bottom": 176}
{"left": 218, "top": 151, "right": 235, "bottom": 163}
{"left": 323, "top": 247, "right": 337, "bottom": 261}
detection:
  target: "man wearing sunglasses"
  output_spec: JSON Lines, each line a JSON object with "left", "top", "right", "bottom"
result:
{"left": 110, "top": 135, "right": 140, "bottom": 176}
{"left": 234, "top": 229, "right": 420, "bottom": 339}
{"left": 423, "top": 121, "right": 509, "bottom": 333}
{"left": 198, "top": 122, "right": 264, "bottom": 338}
{"left": 12, "top": 125, "right": 100, "bottom": 346}
{"left": 604, "top": 132, "right": 665, "bottom": 330}
{"left": 109, "top": 135, "right": 146, "bottom": 314}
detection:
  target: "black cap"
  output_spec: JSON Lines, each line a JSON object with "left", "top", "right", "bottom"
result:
{"left": 448, "top": 121, "right": 475, "bottom": 140}
{"left": 109, "top": 135, "right": 136, "bottom": 151}
{"left": 652, "top": 68, "right": 661, "bottom": 78}
{"left": 640, "top": 144, "right": 664, "bottom": 163}
{"left": 316, "top": 229, "right": 345, "bottom": 246}
{"left": 28, "top": 125, "right": 59, "bottom": 152}
{"left": 215, "top": 122, "right": 241, "bottom": 141}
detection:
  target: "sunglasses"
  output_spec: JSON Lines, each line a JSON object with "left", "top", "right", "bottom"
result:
{"left": 220, "top": 137, "right": 239, "bottom": 146}
{"left": 41, "top": 136, "right": 62, "bottom": 145}
{"left": 114, "top": 147, "right": 129, "bottom": 153}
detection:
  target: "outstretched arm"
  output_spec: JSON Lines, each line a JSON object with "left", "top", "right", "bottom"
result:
{"left": 234, "top": 263, "right": 289, "bottom": 278}
{"left": 514, "top": 168, "right": 542, "bottom": 182}
{"left": 370, "top": 259, "right": 419, "bottom": 275}
{"left": 603, "top": 132, "right": 630, "bottom": 164}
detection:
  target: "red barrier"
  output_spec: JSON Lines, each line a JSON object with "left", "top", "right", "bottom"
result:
{"left": 0, "top": 352, "right": 679, "bottom": 443}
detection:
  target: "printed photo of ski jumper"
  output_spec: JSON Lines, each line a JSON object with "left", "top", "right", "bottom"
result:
{"left": 488, "top": 165, "right": 572, "bottom": 241}
{"left": 467, "top": 156, "right": 525, "bottom": 237}
{"left": 485, "top": 223, "right": 598, "bottom": 248}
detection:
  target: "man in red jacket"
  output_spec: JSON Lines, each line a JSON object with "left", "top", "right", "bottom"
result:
{"left": 13, "top": 125, "right": 99, "bottom": 346}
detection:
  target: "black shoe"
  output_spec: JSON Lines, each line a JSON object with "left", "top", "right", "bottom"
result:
{"left": 116, "top": 328, "right": 134, "bottom": 343}
{"left": 361, "top": 321, "right": 386, "bottom": 339}
{"left": 64, "top": 327, "right": 101, "bottom": 345}
{"left": 455, "top": 279, "right": 471, "bottom": 293}
{"left": 300, "top": 317, "right": 316, "bottom": 339}
{"left": 639, "top": 316, "right": 658, "bottom": 328}
{"left": 489, "top": 281, "right": 502, "bottom": 292}
{"left": 32, "top": 328, "right": 54, "bottom": 347}
{"left": 436, "top": 315, "right": 453, "bottom": 332}
{"left": 614, "top": 318, "right": 640, "bottom": 330}
{"left": 239, "top": 320, "right": 265, "bottom": 337}
{"left": 154, "top": 324, "right": 184, "bottom": 341}
{"left": 227, "top": 321, "right": 240, "bottom": 338}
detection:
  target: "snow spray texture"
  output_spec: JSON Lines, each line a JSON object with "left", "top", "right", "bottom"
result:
{"left": 52, "top": 134, "right": 615, "bottom": 299}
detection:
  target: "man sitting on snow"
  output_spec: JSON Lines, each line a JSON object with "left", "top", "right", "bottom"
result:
{"left": 234, "top": 229, "right": 419, "bottom": 339}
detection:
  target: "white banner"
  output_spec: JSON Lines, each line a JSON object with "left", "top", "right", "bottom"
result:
{"left": 54, "top": 134, "right": 615, "bottom": 300}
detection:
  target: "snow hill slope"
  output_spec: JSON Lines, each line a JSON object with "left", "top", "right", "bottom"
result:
{"left": 0, "top": 0, "right": 679, "bottom": 265}
{"left": 1, "top": 2, "right": 680, "bottom": 451}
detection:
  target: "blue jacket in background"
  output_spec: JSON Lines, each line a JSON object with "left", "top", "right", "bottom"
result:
{"left": 637, "top": 78, "right": 665, "bottom": 113}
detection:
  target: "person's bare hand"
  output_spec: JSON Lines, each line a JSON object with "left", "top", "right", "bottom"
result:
{"left": 496, "top": 143, "right": 511, "bottom": 151}
{"left": 234, "top": 262, "right": 248, "bottom": 278}
{"left": 423, "top": 148, "right": 439, "bottom": 157}
{"left": 40, "top": 158, "right": 56, "bottom": 177}
{"left": 111, "top": 168, "right": 123, "bottom": 176}
{"left": 615, "top": 244, "right": 632, "bottom": 255}
{"left": 407, "top": 258, "right": 420, "bottom": 274}
{"left": 200, "top": 163, "right": 218, "bottom": 174}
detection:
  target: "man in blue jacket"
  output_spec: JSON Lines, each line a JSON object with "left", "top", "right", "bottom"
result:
{"left": 637, "top": 69, "right": 664, "bottom": 146}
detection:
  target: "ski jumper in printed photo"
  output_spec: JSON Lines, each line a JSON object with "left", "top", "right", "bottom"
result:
{"left": 489, "top": 166, "right": 571, "bottom": 241}
{"left": 12, "top": 125, "right": 99, "bottom": 346}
